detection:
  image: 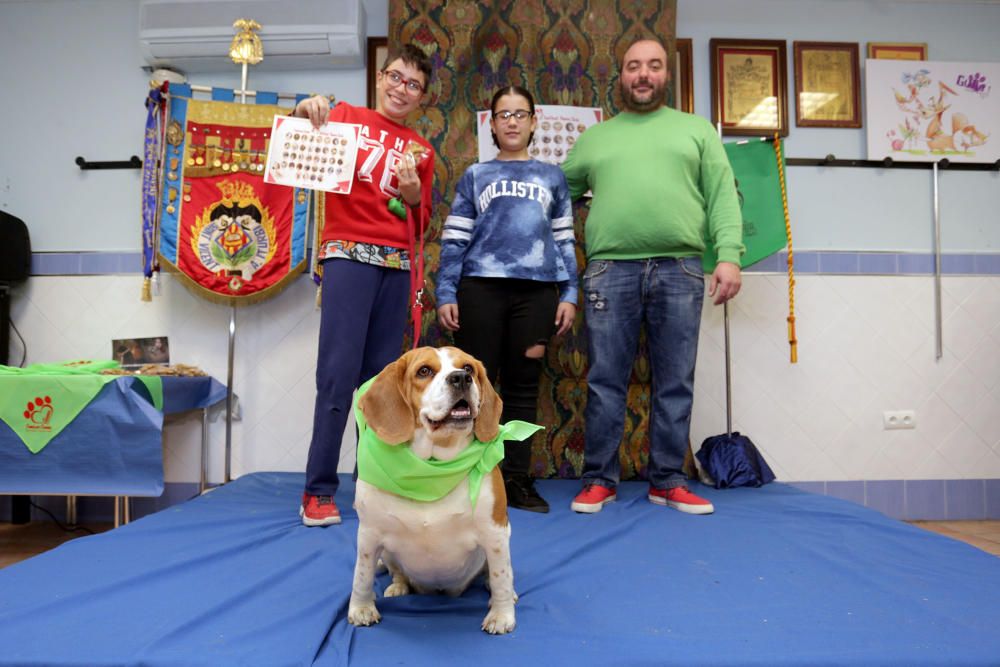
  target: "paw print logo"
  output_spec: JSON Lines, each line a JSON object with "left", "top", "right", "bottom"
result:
{"left": 24, "top": 396, "right": 54, "bottom": 431}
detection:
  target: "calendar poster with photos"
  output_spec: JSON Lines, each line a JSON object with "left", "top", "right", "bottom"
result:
{"left": 264, "top": 116, "right": 362, "bottom": 194}
{"left": 477, "top": 105, "right": 604, "bottom": 164}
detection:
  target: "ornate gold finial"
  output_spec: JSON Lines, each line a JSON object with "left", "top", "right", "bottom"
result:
{"left": 230, "top": 19, "right": 263, "bottom": 65}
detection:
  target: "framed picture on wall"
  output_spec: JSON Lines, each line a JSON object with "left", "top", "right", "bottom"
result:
{"left": 674, "top": 38, "right": 693, "bottom": 113}
{"left": 793, "top": 41, "right": 861, "bottom": 128}
{"left": 867, "top": 42, "right": 927, "bottom": 60}
{"left": 710, "top": 38, "right": 789, "bottom": 136}
{"left": 366, "top": 37, "right": 388, "bottom": 109}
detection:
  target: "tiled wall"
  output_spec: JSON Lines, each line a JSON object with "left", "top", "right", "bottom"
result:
{"left": 7, "top": 250, "right": 1000, "bottom": 520}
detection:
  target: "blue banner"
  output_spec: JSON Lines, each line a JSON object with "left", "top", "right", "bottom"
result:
{"left": 140, "top": 86, "right": 165, "bottom": 298}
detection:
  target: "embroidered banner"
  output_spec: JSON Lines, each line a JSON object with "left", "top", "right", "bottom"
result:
{"left": 156, "top": 94, "right": 311, "bottom": 304}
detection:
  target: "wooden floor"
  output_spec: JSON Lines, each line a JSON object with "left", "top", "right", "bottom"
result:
{"left": 2, "top": 519, "right": 999, "bottom": 570}
{"left": 910, "top": 520, "right": 1000, "bottom": 556}
{"left": 0, "top": 521, "right": 113, "bottom": 569}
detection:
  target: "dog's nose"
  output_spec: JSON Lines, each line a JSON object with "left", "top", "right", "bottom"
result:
{"left": 446, "top": 370, "right": 472, "bottom": 390}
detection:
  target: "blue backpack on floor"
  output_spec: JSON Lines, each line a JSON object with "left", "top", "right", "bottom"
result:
{"left": 697, "top": 432, "right": 776, "bottom": 489}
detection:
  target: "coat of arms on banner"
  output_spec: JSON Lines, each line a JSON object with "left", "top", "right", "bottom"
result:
{"left": 154, "top": 95, "right": 312, "bottom": 304}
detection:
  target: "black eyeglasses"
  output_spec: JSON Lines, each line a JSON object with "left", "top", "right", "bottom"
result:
{"left": 383, "top": 69, "right": 425, "bottom": 95}
{"left": 493, "top": 110, "right": 532, "bottom": 121}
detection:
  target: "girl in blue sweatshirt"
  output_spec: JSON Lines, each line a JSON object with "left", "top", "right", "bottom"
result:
{"left": 436, "top": 85, "right": 577, "bottom": 513}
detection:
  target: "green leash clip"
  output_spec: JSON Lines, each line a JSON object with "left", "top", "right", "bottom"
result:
{"left": 388, "top": 197, "right": 407, "bottom": 220}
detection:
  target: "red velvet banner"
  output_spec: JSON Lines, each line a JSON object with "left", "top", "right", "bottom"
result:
{"left": 157, "top": 96, "right": 310, "bottom": 305}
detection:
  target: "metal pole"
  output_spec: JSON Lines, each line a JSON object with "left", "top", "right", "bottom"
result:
{"left": 932, "top": 162, "right": 943, "bottom": 361}
{"left": 225, "top": 307, "right": 235, "bottom": 484}
{"left": 65, "top": 496, "right": 77, "bottom": 525}
{"left": 724, "top": 302, "right": 733, "bottom": 437}
{"left": 150, "top": 80, "right": 299, "bottom": 101}
{"left": 222, "top": 61, "right": 251, "bottom": 485}
{"left": 716, "top": 120, "right": 734, "bottom": 437}
{"left": 200, "top": 408, "right": 210, "bottom": 494}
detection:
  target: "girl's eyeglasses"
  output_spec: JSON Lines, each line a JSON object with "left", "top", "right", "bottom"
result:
{"left": 493, "top": 110, "right": 532, "bottom": 121}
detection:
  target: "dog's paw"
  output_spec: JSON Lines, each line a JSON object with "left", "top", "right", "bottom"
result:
{"left": 347, "top": 602, "right": 381, "bottom": 626}
{"left": 481, "top": 607, "right": 516, "bottom": 635}
{"left": 383, "top": 581, "right": 410, "bottom": 597}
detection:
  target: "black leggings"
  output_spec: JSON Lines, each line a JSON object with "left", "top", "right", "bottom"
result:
{"left": 453, "top": 277, "right": 558, "bottom": 475}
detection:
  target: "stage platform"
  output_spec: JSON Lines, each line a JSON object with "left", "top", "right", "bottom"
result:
{"left": 2, "top": 472, "right": 999, "bottom": 666}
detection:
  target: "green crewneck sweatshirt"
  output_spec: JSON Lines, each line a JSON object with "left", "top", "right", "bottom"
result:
{"left": 561, "top": 106, "right": 744, "bottom": 265}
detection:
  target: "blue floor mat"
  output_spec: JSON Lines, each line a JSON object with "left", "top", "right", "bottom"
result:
{"left": 2, "top": 472, "right": 999, "bottom": 666}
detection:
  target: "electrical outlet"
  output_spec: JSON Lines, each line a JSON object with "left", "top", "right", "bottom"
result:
{"left": 883, "top": 410, "right": 916, "bottom": 430}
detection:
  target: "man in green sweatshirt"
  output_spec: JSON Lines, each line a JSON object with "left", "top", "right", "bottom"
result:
{"left": 562, "top": 38, "right": 744, "bottom": 516}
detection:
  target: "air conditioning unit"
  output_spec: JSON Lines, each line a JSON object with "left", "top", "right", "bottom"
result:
{"left": 139, "top": 0, "right": 365, "bottom": 73}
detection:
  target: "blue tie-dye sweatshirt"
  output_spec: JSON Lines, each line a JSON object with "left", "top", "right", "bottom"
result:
{"left": 436, "top": 159, "right": 577, "bottom": 305}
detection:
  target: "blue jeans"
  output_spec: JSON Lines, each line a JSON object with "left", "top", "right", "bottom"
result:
{"left": 581, "top": 257, "right": 704, "bottom": 490}
{"left": 305, "top": 259, "right": 410, "bottom": 496}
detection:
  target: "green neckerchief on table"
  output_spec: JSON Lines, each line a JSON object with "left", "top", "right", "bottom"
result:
{"left": 0, "top": 360, "right": 164, "bottom": 454}
{"left": 353, "top": 376, "right": 543, "bottom": 508}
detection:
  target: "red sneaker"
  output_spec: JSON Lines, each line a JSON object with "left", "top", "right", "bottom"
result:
{"left": 571, "top": 484, "right": 617, "bottom": 513}
{"left": 648, "top": 486, "right": 714, "bottom": 515}
{"left": 300, "top": 493, "right": 341, "bottom": 526}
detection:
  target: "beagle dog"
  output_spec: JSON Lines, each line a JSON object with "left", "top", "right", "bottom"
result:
{"left": 347, "top": 346, "right": 517, "bottom": 634}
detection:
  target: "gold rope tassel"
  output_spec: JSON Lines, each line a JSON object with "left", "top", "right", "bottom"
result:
{"left": 774, "top": 134, "right": 797, "bottom": 363}
{"left": 141, "top": 276, "right": 152, "bottom": 302}
{"left": 315, "top": 283, "right": 322, "bottom": 309}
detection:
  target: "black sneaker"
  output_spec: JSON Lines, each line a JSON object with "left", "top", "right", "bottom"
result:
{"left": 504, "top": 473, "right": 550, "bottom": 514}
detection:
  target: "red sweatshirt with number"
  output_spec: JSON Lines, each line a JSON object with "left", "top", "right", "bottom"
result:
{"left": 320, "top": 102, "right": 435, "bottom": 250}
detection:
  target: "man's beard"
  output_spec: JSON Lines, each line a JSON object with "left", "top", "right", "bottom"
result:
{"left": 622, "top": 79, "right": 665, "bottom": 111}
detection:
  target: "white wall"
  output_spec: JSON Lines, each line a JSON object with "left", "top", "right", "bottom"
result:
{"left": 0, "top": 0, "right": 387, "bottom": 251}
{"left": 2, "top": 0, "right": 999, "bottom": 487}
{"left": 10, "top": 268, "right": 1000, "bottom": 484}
{"left": 679, "top": 0, "right": 1000, "bottom": 252}
{"left": 3, "top": 0, "right": 997, "bottom": 253}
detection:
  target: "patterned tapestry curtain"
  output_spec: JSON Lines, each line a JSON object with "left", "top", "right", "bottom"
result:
{"left": 390, "top": 0, "right": 677, "bottom": 479}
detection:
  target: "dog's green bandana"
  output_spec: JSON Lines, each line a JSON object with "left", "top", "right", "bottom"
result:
{"left": 0, "top": 360, "right": 163, "bottom": 454}
{"left": 354, "top": 376, "right": 542, "bottom": 508}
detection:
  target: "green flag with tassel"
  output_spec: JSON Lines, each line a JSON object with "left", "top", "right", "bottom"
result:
{"left": 703, "top": 139, "right": 789, "bottom": 272}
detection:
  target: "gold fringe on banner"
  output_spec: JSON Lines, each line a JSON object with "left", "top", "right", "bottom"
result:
{"left": 155, "top": 262, "right": 307, "bottom": 307}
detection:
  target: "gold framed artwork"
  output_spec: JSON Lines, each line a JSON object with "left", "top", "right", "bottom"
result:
{"left": 793, "top": 41, "right": 861, "bottom": 128}
{"left": 673, "top": 38, "right": 693, "bottom": 113}
{"left": 867, "top": 42, "right": 927, "bottom": 61}
{"left": 710, "top": 38, "right": 789, "bottom": 137}
{"left": 366, "top": 37, "right": 388, "bottom": 109}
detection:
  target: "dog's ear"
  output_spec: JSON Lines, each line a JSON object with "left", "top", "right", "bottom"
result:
{"left": 472, "top": 357, "right": 503, "bottom": 442}
{"left": 358, "top": 356, "right": 415, "bottom": 445}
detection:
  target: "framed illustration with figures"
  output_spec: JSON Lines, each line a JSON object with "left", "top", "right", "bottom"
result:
{"left": 865, "top": 59, "right": 999, "bottom": 163}
{"left": 367, "top": 37, "right": 388, "bottom": 109}
{"left": 793, "top": 41, "right": 861, "bottom": 128}
{"left": 710, "top": 38, "right": 788, "bottom": 137}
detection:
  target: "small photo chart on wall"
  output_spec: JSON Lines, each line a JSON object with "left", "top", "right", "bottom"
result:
{"left": 476, "top": 105, "right": 603, "bottom": 165}
{"left": 866, "top": 59, "right": 998, "bottom": 163}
